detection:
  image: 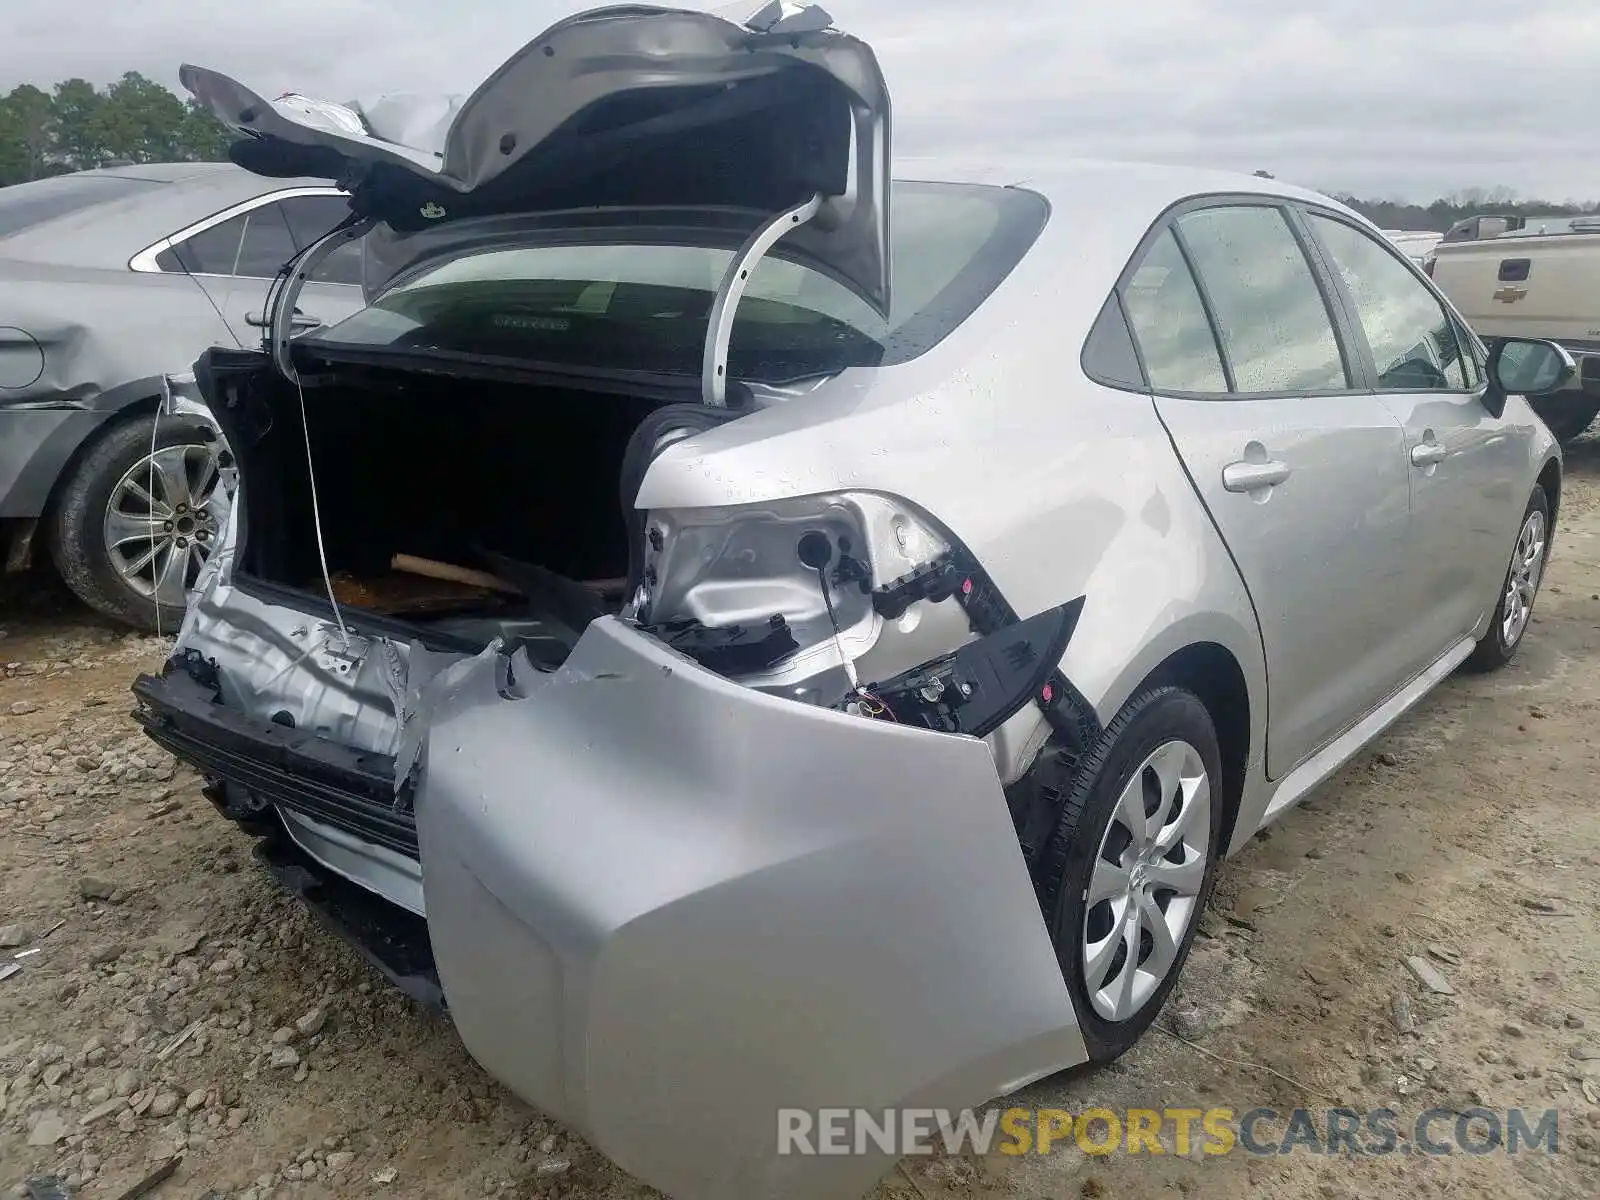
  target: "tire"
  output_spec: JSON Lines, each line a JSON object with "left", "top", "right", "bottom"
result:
{"left": 1530, "top": 399, "right": 1598, "bottom": 444}
{"left": 1464, "top": 486, "right": 1550, "bottom": 673}
{"left": 47, "top": 416, "right": 229, "bottom": 633}
{"left": 1037, "top": 686, "right": 1224, "bottom": 1063}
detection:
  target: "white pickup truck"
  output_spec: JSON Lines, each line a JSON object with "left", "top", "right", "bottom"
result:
{"left": 1427, "top": 214, "right": 1600, "bottom": 441}
{"left": 1383, "top": 228, "right": 1443, "bottom": 264}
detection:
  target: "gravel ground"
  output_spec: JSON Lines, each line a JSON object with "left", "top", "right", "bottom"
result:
{"left": 1, "top": 438, "right": 1598, "bottom": 1200}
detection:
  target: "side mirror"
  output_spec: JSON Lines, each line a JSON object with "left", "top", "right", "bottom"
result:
{"left": 1484, "top": 338, "right": 1576, "bottom": 417}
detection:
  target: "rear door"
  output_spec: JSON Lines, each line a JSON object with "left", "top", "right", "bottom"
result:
{"left": 1304, "top": 210, "right": 1525, "bottom": 660}
{"left": 1126, "top": 200, "right": 1413, "bottom": 777}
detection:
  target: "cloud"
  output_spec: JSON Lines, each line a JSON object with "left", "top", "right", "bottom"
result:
{"left": 4, "top": 0, "right": 1597, "bottom": 200}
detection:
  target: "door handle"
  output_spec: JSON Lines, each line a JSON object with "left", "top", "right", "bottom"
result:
{"left": 245, "top": 309, "right": 321, "bottom": 330}
{"left": 1411, "top": 442, "right": 1448, "bottom": 467}
{"left": 1222, "top": 459, "right": 1292, "bottom": 492}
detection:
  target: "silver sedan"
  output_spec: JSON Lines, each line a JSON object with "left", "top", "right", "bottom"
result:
{"left": 132, "top": 5, "right": 1567, "bottom": 1198}
{"left": 0, "top": 163, "right": 364, "bottom": 629}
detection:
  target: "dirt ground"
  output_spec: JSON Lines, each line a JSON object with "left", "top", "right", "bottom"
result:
{"left": 2, "top": 440, "right": 1598, "bottom": 1200}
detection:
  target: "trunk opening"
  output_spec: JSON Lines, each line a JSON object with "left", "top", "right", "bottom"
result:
{"left": 229, "top": 361, "right": 685, "bottom": 654}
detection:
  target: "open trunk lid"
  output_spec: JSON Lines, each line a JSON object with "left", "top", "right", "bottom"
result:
{"left": 179, "top": 2, "right": 891, "bottom": 314}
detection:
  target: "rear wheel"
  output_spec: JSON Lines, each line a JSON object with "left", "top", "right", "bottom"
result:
{"left": 1038, "top": 687, "right": 1223, "bottom": 1062}
{"left": 1464, "top": 486, "right": 1549, "bottom": 672}
{"left": 48, "top": 417, "right": 230, "bottom": 632}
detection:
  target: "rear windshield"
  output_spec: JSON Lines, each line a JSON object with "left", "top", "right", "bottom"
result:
{"left": 0, "top": 174, "right": 161, "bottom": 239}
{"left": 313, "top": 182, "right": 1049, "bottom": 381}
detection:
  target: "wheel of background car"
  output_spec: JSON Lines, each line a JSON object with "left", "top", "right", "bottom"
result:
{"left": 1530, "top": 399, "right": 1599, "bottom": 445}
{"left": 1464, "top": 486, "right": 1550, "bottom": 673}
{"left": 1037, "top": 686, "right": 1223, "bottom": 1062}
{"left": 47, "top": 417, "right": 232, "bottom": 633}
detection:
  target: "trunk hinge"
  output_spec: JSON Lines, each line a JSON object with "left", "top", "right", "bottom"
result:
{"left": 268, "top": 217, "right": 375, "bottom": 384}
{"left": 701, "top": 193, "right": 823, "bottom": 407}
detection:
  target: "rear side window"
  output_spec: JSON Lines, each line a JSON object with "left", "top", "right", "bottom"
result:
{"left": 1175, "top": 206, "right": 1349, "bottom": 393}
{"left": 1310, "top": 214, "right": 1475, "bottom": 391}
{"left": 280, "top": 194, "right": 362, "bottom": 285}
{"left": 0, "top": 173, "right": 160, "bottom": 239}
{"left": 1121, "top": 228, "right": 1228, "bottom": 393}
{"left": 163, "top": 196, "right": 358, "bottom": 281}
{"left": 167, "top": 213, "right": 246, "bottom": 275}
{"left": 235, "top": 205, "right": 298, "bottom": 277}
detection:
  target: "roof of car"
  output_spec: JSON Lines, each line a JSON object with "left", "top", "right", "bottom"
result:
{"left": 884, "top": 158, "right": 1370, "bottom": 328}
{"left": 81, "top": 161, "right": 245, "bottom": 184}
{"left": 0, "top": 162, "right": 341, "bottom": 271}
{"left": 897, "top": 155, "right": 1352, "bottom": 215}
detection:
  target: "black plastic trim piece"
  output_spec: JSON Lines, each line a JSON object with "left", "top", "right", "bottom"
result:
{"left": 861, "top": 598, "right": 1084, "bottom": 740}
{"left": 648, "top": 613, "right": 800, "bottom": 675}
{"left": 865, "top": 539, "right": 1102, "bottom": 752}
{"left": 947, "top": 559, "right": 1101, "bottom": 753}
{"left": 254, "top": 833, "right": 443, "bottom": 1009}
{"left": 131, "top": 667, "right": 417, "bottom": 858}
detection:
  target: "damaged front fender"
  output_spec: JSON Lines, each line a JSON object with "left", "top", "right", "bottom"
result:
{"left": 413, "top": 616, "right": 1087, "bottom": 1200}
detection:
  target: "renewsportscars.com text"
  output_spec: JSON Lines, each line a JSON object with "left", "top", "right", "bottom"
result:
{"left": 777, "top": 1106, "right": 1561, "bottom": 1157}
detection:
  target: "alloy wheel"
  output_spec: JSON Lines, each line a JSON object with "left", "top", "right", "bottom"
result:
{"left": 102, "top": 442, "right": 231, "bottom": 609}
{"left": 1081, "top": 739, "right": 1212, "bottom": 1023}
{"left": 1500, "top": 508, "right": 1547, "bottom": 648}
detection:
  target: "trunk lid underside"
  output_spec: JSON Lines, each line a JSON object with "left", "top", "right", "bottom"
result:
{"left": 180, "top": 2, "right": 892, "bottom": 313}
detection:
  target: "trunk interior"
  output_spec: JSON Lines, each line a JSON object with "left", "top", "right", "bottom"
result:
{"left": 231, "top": 363, "right": 676, "bottom": 655}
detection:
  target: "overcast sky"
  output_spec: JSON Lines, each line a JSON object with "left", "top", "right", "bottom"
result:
{"left": 5, "top": 0, "right": 1598, "bottom": 201}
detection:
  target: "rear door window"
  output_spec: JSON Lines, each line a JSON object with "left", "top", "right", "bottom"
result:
{"left": 1175, "top": 205, "right": 1350, "bottom": 393}
{"left": 1121, "top": 228, "right": 1228, "bottom": 393}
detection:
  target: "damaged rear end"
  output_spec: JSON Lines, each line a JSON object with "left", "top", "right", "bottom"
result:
{"left": 132, "top": 6, "right": 1090, "bottom": 1197}
{"left": 132, "top": 366, "right": 1095, "bottom": 1197}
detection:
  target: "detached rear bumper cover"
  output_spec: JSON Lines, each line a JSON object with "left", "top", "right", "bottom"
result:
{"left": 414, "top": 616, "right": 1087, "bottom": 1200}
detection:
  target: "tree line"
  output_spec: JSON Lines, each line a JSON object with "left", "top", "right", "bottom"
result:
{"left": 1254, "top": 171, "right": 1596, "bottom": 232}
{"left": 1332, "top": 189, "right": 1599, "bottom": 233}
{"left": 0, "top": 74, "right": 232, "bottom": 184}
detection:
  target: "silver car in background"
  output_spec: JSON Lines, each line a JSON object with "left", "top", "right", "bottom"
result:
{"left": 131, "top": 5, "right": 1569, "bottom": 1198}
{"left": 0, "top": 163, "right": 364, "bottom": 629}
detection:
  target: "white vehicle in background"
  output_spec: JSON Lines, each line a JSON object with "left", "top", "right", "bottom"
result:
{"left": 1436, "top": 212, "right": 1596, "bottom": 243}
{"left": 1428, "top": 214, "right": 1600, "bottom": 442}
{"left": 1382, "top": 228, "right": 1443, "bottom": 264}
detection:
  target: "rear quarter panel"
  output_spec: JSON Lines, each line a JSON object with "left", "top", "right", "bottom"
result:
{"left": 636, "top": 181, "right": 1268, "bottom": 792}
{"left": 0, "top": 264, "right": 240, "bottom": 516}
{"left": 2, "top": 263, "right": 240, "bottom": 407}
